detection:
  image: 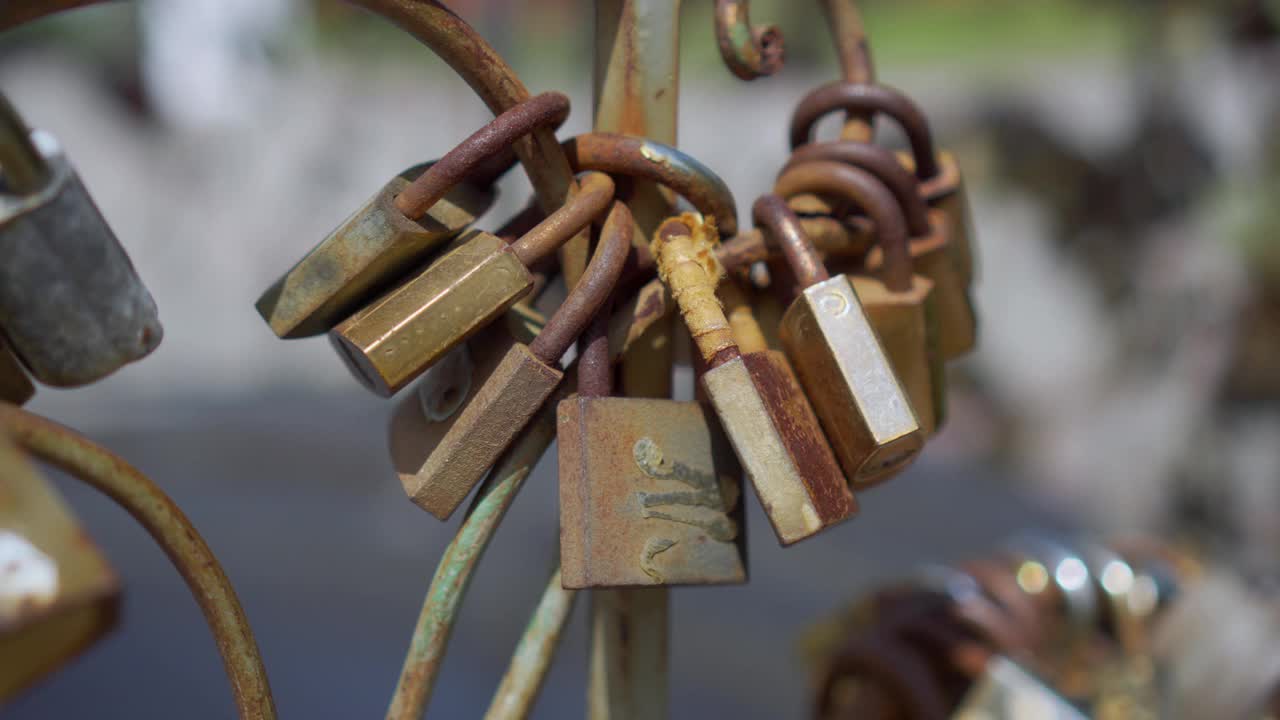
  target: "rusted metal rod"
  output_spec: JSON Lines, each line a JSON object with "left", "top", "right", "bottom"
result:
{"left": 483, "top": 568, "right": 578, "bottom": 720}
{"left": 818, "top": 0, "right": 876, "bottom": 142}
{"left": 0, "top": 405, "right": 276, "bottom": 720}
{"left": 713, "top": 0, "right": 784, "bottom": 81}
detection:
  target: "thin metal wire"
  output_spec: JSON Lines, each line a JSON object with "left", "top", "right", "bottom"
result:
{"left": 483, "top": 568, "right": 578, "bottom": 720}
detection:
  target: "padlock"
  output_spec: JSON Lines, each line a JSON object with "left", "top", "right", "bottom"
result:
{"left": 756, "top": 184, "right": 925, "bottom": 487}
{"left": 774, "top": 161, "right": 945, "bottom": 439}
{"left": 331, "top": 171, "right": 615, "bottom": 397}
{"left": 392, "top": 201, "right": 631, "bottom": 519}
{"left": 0, "top": 429, "right": 118, "bottom": 700}
{"left": 559, "top": 295, "right": 746, "bottom": 588}
{"left": 655, "top": 212, "right": 856, "bottom": 545}
{"left": 257, "top": 92, "right": 570, "bottom": 339}
{"left": 0, "top": 95, "right": 162, "bottom": 387}
{"left": 790, "top": 81, "right": 977, "bottom": 289}
{"left": 0, "top": 338, "right": 33, "bottom": 406}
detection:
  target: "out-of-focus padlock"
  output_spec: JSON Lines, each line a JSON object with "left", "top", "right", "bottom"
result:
{"left": 0, "top": 95, "right": 162, "bottom": 387}
{"left": 655, "top": 213, "right": 856, "bottom": 545}
{"left": 0, "top": 430, "right": 118, "bottom": 700}
{"left": 257, "top": 92, "right": 569, "bottom": 339}
{"left": 761, "top": 180, "right": 925, "bottom": 487}
{"left": 559, "top": 296, "right": 746, "bottom": 588}
{"left": 0, "top": 338, "right": 33, "bottom": 406}
{"left": 775, "top": 160, "right": 947, "bottom": 435}
{"left": 331, "top": 171, "right": 616, "bottom": 397}
{"left": 790, "top": 81, "right": 977, "bottom": 289}
{"left": 392, "top": 201, "right": 631, "bottom": 520}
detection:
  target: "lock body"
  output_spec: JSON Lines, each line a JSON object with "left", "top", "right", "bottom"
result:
{"left": 865, "top": 212, "right": 976, "bottom": 361}
{"left": 559, "top": 397, "right": 746, "bottom": 588}
{"left": 331, "top": 229, "right": 533, "bottom": 397}
{"left": 0, "top": 131, "right": 161, "bottom": 387}
{"left": 899, "top": 150, "right": 976, "bottom": 287}
{"left": 779, "top": 275, "right": 923, "bottom": 488}
{"left": 849, "top": 274, "right": 945, "bottom": 435}
{"left": 702, "top": 352, "right": 856, "bottom": 545}
{"left": 0, "top": 339, "right": 33, "bottom": 405}
{"left": 0, "top": 432, "right": 118, "bottom": 700}
{"left": 256, "top": 165, "right": 493, "bottom": 339}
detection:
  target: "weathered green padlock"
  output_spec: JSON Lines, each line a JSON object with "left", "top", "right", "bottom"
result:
{"left": 391, "top": 201, "right": 631, "bottom": 520}
{"left": 559, "top": 298, "right": 746, "bottom": 588}
{"left": 0, "top": 429, "right": 118, "bottom": 700}
{"left": 0, "top": 95, "right": 161, "bottom": 387}
{"left": 656, "top": 213, "right": 856, "bottom": 545}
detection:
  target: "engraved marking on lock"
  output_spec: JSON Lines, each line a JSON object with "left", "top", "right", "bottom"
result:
{"left": 631, "top": 436, "right": 738, "bottom": 560}
{"left": 640, "top": 538, "right": 677, "bottom": 582}
{"left": 818, "top": 289, "right": 850, "bottom": 317}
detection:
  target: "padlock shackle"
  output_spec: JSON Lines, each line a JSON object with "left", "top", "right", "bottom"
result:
{"left": 395, "top": 92, "right": 570, "bottom": 219}
{"left": 818, "top": 632, "right": 951, "bottom": 720}
{"left": 528, "top": 201, "right": 632, "bottom": 366}
{"left": 788, "top": 82, "right": 941, "bottom": 181}
{"left": 783, "top": 141, "right": 931, "bottom": 238}
{"left": 578, "top": 298, "right": 614, "bottom": 399}
{"left": 509, "top": 171, "right": 615, "bottom": 267}
{"left": 654, "top": 216, "right": 740, "bottom": 369}
{"left": 751, "top": 194, "right": 830, "bottom": 290}
{"left": 774, "top": 161, "right": 913, "bottom": 293}
{"left": 0, "top": 94, "right": 50, "bottom": 195}
{"left": 562, "top": 133, "right": 739, "bottom": 235}
{"left": 714, "top": 0, "right": 785, "bottom": 81}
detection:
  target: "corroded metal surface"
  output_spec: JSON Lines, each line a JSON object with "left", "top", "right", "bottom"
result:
{"left": 901, "top": 149, "right": 977, "bottom": 287}
{"left": 789, "top": 82, "right": 940, "bottom": 180}
{"left": 483, "top": 567, "right": 577, "bottom": 720}
{"left": 331, "top": 230, "right": 533, "bottom": 397}
{"left": 559, "top": 397, "right": 746, "bottom": 588}
{"left": 713, "top": 0, "right": 784, "bottom": 81}
{"left": 817, "top": 0, "right": 876, "bottom": 142}
{"left": 587, "top": 588, "right": 669, "bottom": 720}
{"left": 783, "top": 141, "right": 932, "bottom": 236}
{"left": 256, "top": 166, "right": 493, "bottom": 339}
{"left": 779, "top": 275, "right": 922, "bottom": 489}
{"left": 0, "top": 428, "right": 117, "bottom": 702}
{"left": 1, "top": 406, "right": 276, "bottom": 719}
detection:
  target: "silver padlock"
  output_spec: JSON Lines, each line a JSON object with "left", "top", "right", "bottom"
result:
{"left": 0, "top": 95, "right": 161, "bottom": 387}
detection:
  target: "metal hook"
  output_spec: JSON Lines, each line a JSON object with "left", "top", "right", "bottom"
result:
{"left": 714, "top": 0, "right": 785, "bottom": 81}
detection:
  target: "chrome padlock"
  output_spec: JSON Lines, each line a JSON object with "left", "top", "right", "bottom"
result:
{"left": 393, "top": 201, "right": 631, "bottom": 520}
{"left": 775, "top": 160, "right": 947, "bottom": 435}
{"left": 559, "top": 302, "right": 746, "bottom": 588}
{"left": 0, "top": 95, "right": 161, "bottom": 387}
{"left": 656, "top": 213, "right": 856, "bottom": 545}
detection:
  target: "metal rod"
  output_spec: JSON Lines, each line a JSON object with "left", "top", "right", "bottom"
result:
{"left": 0, "top": 405, "right": 276, "bottom": 720}
{"left": 818, "top": 0, "right": 876, "bottom": 142}
{"left": 483, "top": 568, "right": 578, "bottom": 720}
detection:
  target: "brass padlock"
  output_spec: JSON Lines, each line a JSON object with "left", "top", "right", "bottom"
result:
{"left": 655, "top": 213, "right": 856, "bottom": 545}
{"left": 762, "top": 182, "right": 925, "bottom": 488}
{"left": 0, "top": 429, "right": 118, "bottom": 700}
{"left": 331, "top": 171, "right": 616, "bottom": 397}
{"left": 0, "top": 338, "right": 33, "bottom": 406}
{"left": 559, "top": 301, "right": 746, "bottom": 588}
{"left": 257, "top": 92, "right": 570, "bottom": 339}
{"left": 392, "top": 201, "right": 632, "bottom": 519}
{"left": 0, "top": 95, "right": 162, "bottom": 387}
{"left": 776, "top": 159, "right": 948, "bottom": 434}
{"left": 790, "top": 81, "right": 977, "bottom": 288}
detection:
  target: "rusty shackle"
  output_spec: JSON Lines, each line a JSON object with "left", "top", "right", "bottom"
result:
{"left": 783, "top": 140, "right": 931, "bottom": 237}
{"left": 751, "top": 194, "right": 829, "bottom": 290}
{"left": 395, "top": 92, "right": 571, "bottom": 219}
{"left": 508, "top": 171, "right": 615, "bottom": 267}
{"left": 789, "top": 82, "right": 941, "bottom": 181}
{"left": 774, "top": 160, "right": 913, "bottom": 292}
{"left": 714, "top": 0, "right": 785, "bottom": 81}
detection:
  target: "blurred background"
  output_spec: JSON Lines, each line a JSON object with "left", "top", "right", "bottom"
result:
{"left": 2, "top": 0, "right": 1279, "bottom": 717}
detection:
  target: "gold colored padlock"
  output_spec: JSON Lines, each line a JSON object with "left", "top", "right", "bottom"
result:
{"left": 331, "top": 171, "right": 615, "bottom": 397}
{"left": 656, "top": 213, "right": 856, "bottom": 545}
{"left": 775, "top": 161, "right": 945, "bottom": 438}
{"left": 0, "top": 429, "right": 118, "bottom": 700}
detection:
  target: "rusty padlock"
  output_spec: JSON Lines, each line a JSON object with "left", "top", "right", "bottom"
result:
{"left": 0, "top": 339, "right": 33, "bottom": 406}
{"left": 257, "top": 92, "right": 569, "bottom": 339}
{"left": 392, "top": 201, "right": 631, "bottom": 520}
{"left": 0, "top": 95, "right": 162, "bottom": 387}
{"left": 655, "top": 213, "right": 857, "bottom": 545}
{"left": 0, "top": 429, "right": 118, "bottom": 700}
{"left": 756, "top": 186, "right": 925, "bottom": 487}
{"left": 331, "top": 171, "right": 615, "bottom": 397}
{"left": 775, "top": 160, "right": 946, "bottom": 435}
{"left": 559, "top": 293, "right": 746, "bottom": 588}
{"left": 790, "top": 81, "right": 977, "bottom": 289}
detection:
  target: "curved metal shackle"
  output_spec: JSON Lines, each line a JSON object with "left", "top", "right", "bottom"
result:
{"left": 783, "top": 140, "right": 931, "bottom": 237}
{"left": 819, "top": 631, "right": 950, "bottom": 720}
{"left": 561, "top": 133, "right": 740, "bottom": 236}
{"left": 773, "top": 160, "right": 913, "bottom": 292}
{"left": 714, "top": 0, "right": 784, "bottom": 81}
{"left": 0, "top": 93, "right": 49, "bottom": 195}
{"left": 508, "top": 171, "right": 615, "bottom": 267}
{"left": 526, "top": 201, "right": 633, "bottom": 366}
{"left": 751, "top": 194, "right": 829, "bottom": 290}
{"left": 789, "top": 82, "right": 941, "bottom": 180}
{"left": 395, "top": 92, "right": 570, "bottom": 219}
{"left": 577, "top": 292, "right": 614, "bottom": 399}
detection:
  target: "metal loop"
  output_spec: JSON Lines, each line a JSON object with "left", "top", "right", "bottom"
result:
{"left": 751, "top": 194, "right": 829, "bottom": 290}
{"left": 714, "top": 0, "right": 785, "bottom": 81}
{"left": 789, "top": 82, "right": 941, "bottom": 180}
{"left": 784, "top": 140, "right": 931, "bottom": 237}
{"left": 509, "top": 171, "right": 614, "bottom": 267}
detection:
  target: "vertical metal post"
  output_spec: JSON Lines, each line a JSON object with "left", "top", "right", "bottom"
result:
{"left": 589, "top": 1, "right": 682, "bottom": 718}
